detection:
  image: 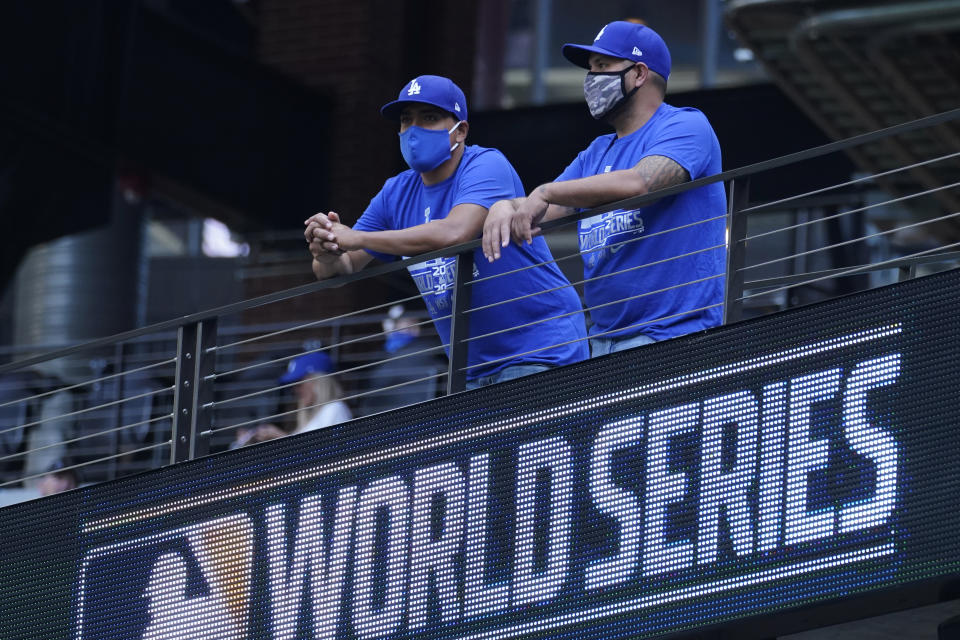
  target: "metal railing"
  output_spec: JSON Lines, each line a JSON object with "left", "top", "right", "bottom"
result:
{"left": 0, "top": 107, "right": 957, "bottom": 503}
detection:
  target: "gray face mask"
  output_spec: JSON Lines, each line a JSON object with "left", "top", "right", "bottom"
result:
{"left": 583, "top": 64, "right": 639, "bottom": 120}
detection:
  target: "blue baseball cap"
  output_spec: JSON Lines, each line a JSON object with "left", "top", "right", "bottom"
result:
{"left": 278, "top": 351, "right": 334, "bottom": 384}
{"left": 562, "top": 21, "right": 672, "bottom": 80}
{"left": 380, "top": 75, "right": 468, "bottom": 121}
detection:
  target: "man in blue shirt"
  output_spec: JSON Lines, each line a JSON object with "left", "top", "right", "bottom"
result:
{"left": 482, "top": 21, "right": 727, "bottom": 357}
{"left": 306, "top": 75, "right": 588, "bottom": 387}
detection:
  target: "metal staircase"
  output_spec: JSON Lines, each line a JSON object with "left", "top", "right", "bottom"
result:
{"left": 726, "top": 0, "right": 960, "bottom": 237}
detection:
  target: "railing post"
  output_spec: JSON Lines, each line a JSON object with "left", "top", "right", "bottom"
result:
{"left": 109, "top": 345, "right": 122, "bottom": 481}
{"left": 723, "top": 176, "right": 751, "bottom": 325}
{"left": 171, "top": 318, "right": 217, "bottom": 463}
{"left": 446, "top": 251, "right": 473, "bottom": 394}
{"left": 898, "top": 263, "right": 918, "bottom": 282}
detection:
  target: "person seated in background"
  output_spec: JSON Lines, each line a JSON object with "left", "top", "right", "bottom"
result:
{"left": 232, "top": 351, "right": 352, "bottom": 446}
{"left": 281, "top": 350, "right": 352, "bottom": 433}
{"left": 360, "top": 304, "right": 446, "bottom": 416}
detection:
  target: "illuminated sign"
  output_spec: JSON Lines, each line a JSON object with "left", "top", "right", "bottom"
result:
{"left": 2, "top": 271, "right": 960, "bottom": 640}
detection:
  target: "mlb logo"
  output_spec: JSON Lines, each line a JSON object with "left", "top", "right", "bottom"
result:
{"left": 76, "top": 515, "right": 254, "bottom": 640}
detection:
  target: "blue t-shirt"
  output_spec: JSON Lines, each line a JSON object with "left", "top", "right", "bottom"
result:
{"left": 355, "top": 145, "right": 588, "bottom": 379}
{"left": 556, "top": 103, "right": 727, "bottom": 340}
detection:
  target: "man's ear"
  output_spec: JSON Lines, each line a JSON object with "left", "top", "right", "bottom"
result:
{"left": 456, "top": 120, "right": 469, "bottom": 143}
{"left": 633, "top": 63, "right": 650, "bottom": 89}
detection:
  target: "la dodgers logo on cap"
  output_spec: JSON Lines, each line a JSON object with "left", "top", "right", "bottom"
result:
{"left": 562, "top": 20, "right": 672, "bottom": 79}
{"left": 381, "top": 75, "right": 469, "bottom": 121}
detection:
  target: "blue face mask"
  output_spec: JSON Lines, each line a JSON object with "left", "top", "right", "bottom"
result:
{"left": 399, "top": 121, "right": 462, "bottom": 173}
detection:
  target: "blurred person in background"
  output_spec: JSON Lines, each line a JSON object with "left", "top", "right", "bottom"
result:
{"left": 281, "top": 350, "right": 352, "bottom": 433}
{"left": 16, "top": 370, "right": 75, "bottom": 488}
{"left": 360, "top": 304, "right": 445, "bottom": 416}
{"left": 305, "top": 75, "right": 588, "bottom": 388}
{"left": 37, "top": 460, "right": 79, "bottom": 496}
{"left": 0, "top": 369, "right": 43, "bottom": 483}
{"left": 482, "top": 21, "right": 726, "bottom": 357}
{"left": 232, "top": 350, "right": 351, "bottom": 446}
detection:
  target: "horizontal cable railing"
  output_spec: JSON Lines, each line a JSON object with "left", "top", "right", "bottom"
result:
{"left": 741, "top": 209, "right": 960, "bottom": 276}
{"left": 0, "top": 413, "right": 173, "bottom": 466}
{"left": 0, "top": 442, "right": 170, "bottom": 490}
{"left": 740, "top": 239, "right": 960, "bottom": 302}
{"left": 210, "top": 338, "right": 446, "bottom": 412}
{"left": 0, "top": 107, "right": 957, "bottom": 504}
{"left": 736, "top": 150, "right": 960, "bottom": 215}
{"left": 209, "top": 369, "right": 449, "bottom": 437}
{"left": 0, "top": 385, "right": 174, "bottom": 437}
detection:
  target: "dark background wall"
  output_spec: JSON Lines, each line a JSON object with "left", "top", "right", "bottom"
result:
{"left": 0, "top": 0, "right": 851, "bottom": 341}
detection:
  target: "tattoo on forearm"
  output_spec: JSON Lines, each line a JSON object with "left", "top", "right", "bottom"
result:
{"left": 633, "top": 155, "right": 690, "bottom": 192}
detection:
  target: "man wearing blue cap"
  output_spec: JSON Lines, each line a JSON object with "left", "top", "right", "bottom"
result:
{"left": 304, "top": 75, "right": 588, "bottom": 387}
{"left": 482, "top": 21, "right": 726, "bottom": 357}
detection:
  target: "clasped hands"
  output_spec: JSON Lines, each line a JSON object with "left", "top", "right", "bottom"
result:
{"left": 304, "top": 211, "right": 361, "bottom": 261}
{"left": 303, "top": 190, "right": 547, "bottom": 265}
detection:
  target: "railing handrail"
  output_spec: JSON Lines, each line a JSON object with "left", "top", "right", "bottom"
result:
{"left": 1, "top": 107, "right": 957, "bottom": 376}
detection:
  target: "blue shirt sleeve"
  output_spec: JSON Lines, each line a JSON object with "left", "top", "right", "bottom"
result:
{"left": 555, "top": 149, "right": 587, "bottom": 183}
{"left": 451, "top": 149, "right": 525, "bottom": 209}
{"left": 353, "top": 182, "right": 397, "bottom": 263}
{"left": 641, "top": 109, "right": 716, "bottom": 180}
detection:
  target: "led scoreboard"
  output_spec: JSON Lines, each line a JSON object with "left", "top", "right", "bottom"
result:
{"left": 3, "top": 271, "right": 960, "bottom": 640}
